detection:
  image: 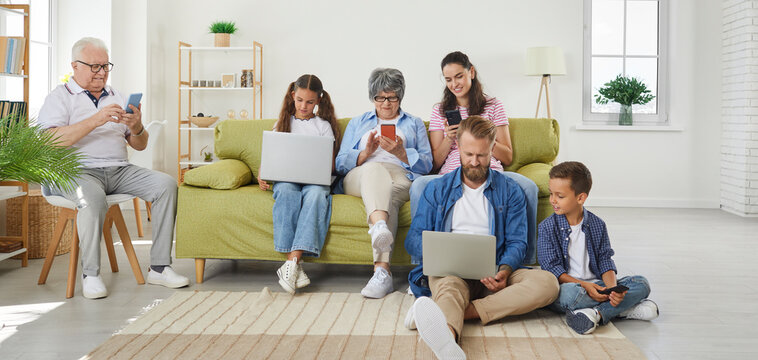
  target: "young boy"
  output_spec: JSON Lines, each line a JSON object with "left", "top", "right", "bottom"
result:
{"left": 537, "top": 161, "right": 658, "bottom": 335}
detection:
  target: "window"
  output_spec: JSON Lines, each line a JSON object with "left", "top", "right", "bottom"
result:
{"left": 0, "top": 0, "right": 54, "bottom": 122}
{"left": 583, "top": 0, "right": 668, "bottom": 125}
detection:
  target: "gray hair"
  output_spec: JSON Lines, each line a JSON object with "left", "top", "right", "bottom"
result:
{"left": 72, "top": 37, "right": 109, "bottom": 62}
{"left": 368, "top": 68, "right": 405, "bottom": 102}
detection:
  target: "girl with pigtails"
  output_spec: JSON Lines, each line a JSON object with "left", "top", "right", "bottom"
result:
{"left": 258, "top": 74, "right": 341, "bottom": 294}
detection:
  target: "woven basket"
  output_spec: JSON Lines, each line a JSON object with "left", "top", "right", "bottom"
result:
{"left": 6, "top": 189, "right": 72, "bottom": 259}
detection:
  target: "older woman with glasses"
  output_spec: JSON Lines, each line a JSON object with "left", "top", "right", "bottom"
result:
{"left": 336, "top": 68, "right": 433, "bottom": 299}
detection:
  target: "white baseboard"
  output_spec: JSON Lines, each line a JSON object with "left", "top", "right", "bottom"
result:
{"left": 720, "top": 206, "right": 758, "bottom": 218}
{"left": 584, "top": 197, "right": 720, "bottom": 209}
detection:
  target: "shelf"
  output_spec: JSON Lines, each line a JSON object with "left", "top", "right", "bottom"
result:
{"left": 0, "top": 191, "right": 27, "bottom": 201}
{"left": 0, "top": 6, "right": 28, "bottom": 16}
{"left": 0, "top": 73, "right": 28, "bottom": 78}
{"left": 180, "top": 161, "right": 215, "bottom": 166}
{"left": 0, "top": 248, "right": 27, "bottom": 262}
{"left": 180, "top": 86, "right": 258, "bottom": 91}
{"left": 574, "top": 124, "right": 684, "bottom": 132}
{"left": 180, "top": 46, "right": 257, "bottom": 51}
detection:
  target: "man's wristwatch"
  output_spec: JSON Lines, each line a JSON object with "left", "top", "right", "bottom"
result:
{"left": 133, "top": 125, "right": 146, "bottom": 137}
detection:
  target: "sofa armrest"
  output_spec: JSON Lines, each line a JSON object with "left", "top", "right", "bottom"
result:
{"left": 183, "top": 159, "right": 253, "bottom": 190}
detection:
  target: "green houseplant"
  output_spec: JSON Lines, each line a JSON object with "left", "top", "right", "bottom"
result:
{"left": 209, "top": 21, "right": 238, "bottom": 47}
{"left": 594, "top": 75, "right": 655, "bottom": 126}
{"left": 0, "top": 116, "right": 83, "bottom": 192}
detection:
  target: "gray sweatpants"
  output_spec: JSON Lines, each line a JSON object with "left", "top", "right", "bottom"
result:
{"left": 50, "top": 164, "right": 177, "bottom": 277}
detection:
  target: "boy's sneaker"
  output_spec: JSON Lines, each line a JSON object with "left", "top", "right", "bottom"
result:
{"left": 368, "top": 220, "right": 393, "bottom": 253}
{"left": 566, "top": 308, "right": 600, "bottom": 335}
{"left": 277, "top": 259, "right": 299, "bottom": 294}
{"left": 619, "top": 299, "right": 659, "bottom": 321}
{"left": 295, "top": 262, "right": 310, "bottom": 289}
{"left": 147, "top": 266, "right": 190, "bottom": 289}
{"left": 82, "top": 274, "right": 108, "bottom": 299}
{"left": 413, "top": 297, "right": 466, "bottom": 360}
{"left": 404, "top": 303, "right": 417, "bottom": 330}
{"left": 360, "top": 267, "right": 393, "bottom": 299}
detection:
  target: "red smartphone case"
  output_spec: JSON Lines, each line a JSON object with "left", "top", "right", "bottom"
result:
{"left": 381, "top": 124, "right": 396, "bottom": 139}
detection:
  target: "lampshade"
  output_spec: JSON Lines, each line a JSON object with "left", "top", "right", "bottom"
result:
{"left": 524, "top": 46, "right": 566, "bottom": 76}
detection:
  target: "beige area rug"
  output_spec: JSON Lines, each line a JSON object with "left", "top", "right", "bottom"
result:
{"left": 85, "top": 289, "right": 645, "bottom": 359}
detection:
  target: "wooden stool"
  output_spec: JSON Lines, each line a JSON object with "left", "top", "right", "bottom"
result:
{"left": 37, "top": 191, "right": 145, "bottom": 298}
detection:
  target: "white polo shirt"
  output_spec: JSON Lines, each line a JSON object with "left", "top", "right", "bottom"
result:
{"left": 37, "top": 79, "right": 130, "bottom": 168}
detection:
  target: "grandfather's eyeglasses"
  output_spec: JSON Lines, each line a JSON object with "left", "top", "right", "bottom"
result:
{"left": 75, "top": 60, "right": 114, "bottom": 73}
{"left": 373, "top": 95, "right": 399, "bottom": 103}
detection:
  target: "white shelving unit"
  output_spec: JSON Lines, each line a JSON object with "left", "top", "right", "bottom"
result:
{"left": 176, "top": 41, "right": 263, "bottom": 182}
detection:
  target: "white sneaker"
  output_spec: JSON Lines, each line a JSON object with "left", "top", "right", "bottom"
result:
{"left": 360, "top": 267, "right": 393, "bottom": 299}
{"left": 619, "top": 299, "right": 659, "bottom": 321}
{"left": 368, "top": 220, "right": 393, "bottom": 253}
{"left": 277, "top": 259, "right": 298, "bottom": 294}
{"left": 295, "top": 262, "right": 310, "bottom": 289}
{"left": 566, "top": 308, "right": 600, "bottom": 335}
{"left": 413, "top": 297, "right": 466, "bottom": 360}
{"left": 147, "top": 266, "right": 190, "bottom": 289}
{"left": 404, "top": 303, "right": 417, "bottom": 330}
{"left": 82, "top": 274, "right": 108, "bottom": 299}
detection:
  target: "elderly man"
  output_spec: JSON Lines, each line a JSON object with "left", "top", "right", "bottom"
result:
{"left": 403, "top": 116, "right": 558, "bottom": 359}
{"left": 37, "top": 37, "right": 189, "bottom": 299}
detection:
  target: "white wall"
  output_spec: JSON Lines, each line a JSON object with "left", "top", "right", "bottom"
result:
{"left": 134, "top": 0, "right": 721, "bottom": 208}
{"left": 55, "top": 0, "right": 111, "bottom": 82}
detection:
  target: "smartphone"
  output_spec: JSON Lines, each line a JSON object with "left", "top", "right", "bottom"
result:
{"left": 597, "top": 284, "right": 629, "bottom": 295}
{"left": 381, "top": 124, "right": 396, "bottom": 140}
{"left": 124, "top": 93, "right": 143, "bottom": 114}
{"left": 445, "top": 109, "right": 463, "bottom": 126}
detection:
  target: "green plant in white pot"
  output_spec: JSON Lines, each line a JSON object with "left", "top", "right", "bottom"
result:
{"left": 209, "top": 21, "right": 237, "bottom": 47}
{"left": 594, "top": 75, "right": 655, "bottom": 126}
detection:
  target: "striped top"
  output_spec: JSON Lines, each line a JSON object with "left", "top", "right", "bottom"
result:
{"left": 428, "top": 97, "right": 509, "bottom": 174}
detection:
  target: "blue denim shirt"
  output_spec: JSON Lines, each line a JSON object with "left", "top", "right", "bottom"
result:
{"left": 333, "top": 110, "right": 432, "bottom": 193}
{"left": 537, "top": 208, "right": 617, "bottom": 280}
{"left": 405, "top": 168, "right": 528, "bottom": 297}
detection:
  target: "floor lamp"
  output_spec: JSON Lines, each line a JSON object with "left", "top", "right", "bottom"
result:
{"left": 525, "top": 47, "right": 566, "bottom": 119}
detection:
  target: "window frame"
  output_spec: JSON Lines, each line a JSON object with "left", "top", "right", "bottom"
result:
{"left": 582, "top": 0, "right": 669, "bottom": 126}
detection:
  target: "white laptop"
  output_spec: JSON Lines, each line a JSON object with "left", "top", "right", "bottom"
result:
{"left": 259, "top": 131, "right": 333, "bottom": 186}
{"left": 422, "top": 231, "right": 497, "bottom": 280}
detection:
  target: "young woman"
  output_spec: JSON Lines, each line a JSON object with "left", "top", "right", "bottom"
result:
{"left": 258, "top": 74, "right": 341, "bottom": 294}
{"left": 409, "top": 51, "right": 539, "bottom": 264}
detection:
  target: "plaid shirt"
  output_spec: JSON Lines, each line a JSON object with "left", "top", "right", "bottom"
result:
{"left": 537, "top": 208, "right": 616, "bottom": 280}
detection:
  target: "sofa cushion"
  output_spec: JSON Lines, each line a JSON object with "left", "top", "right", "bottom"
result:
{"left": 516, "top": 162, "right": 552, "bottom": 198}
{"left": 503, "top": 118, "right": 560, "bottom": 172}
{"left": 183, "top": 159, "right": 253, "bottom": 190}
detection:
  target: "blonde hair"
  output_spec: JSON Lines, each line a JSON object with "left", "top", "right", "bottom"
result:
{"left": 457, "top": 115, "right": 496, "bottom": 144}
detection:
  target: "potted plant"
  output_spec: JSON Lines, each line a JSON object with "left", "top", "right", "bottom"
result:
{"left": 0, "top": 116, "right": 83, "bottom": 192}
{"left": 209, "top": 20, "right": 238, "bottom": 47}
{"left": 594, "top": 75, "right": 655, "bottom": 126}
{"left": 200, "top": 145, "right": 213, "bottom": 162}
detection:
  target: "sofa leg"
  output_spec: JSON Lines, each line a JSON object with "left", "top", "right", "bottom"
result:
{"left": 195, "top": 258, "right": 205, "bottom": 284}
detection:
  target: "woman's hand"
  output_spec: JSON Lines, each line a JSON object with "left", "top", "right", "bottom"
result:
{"left": 257, "top": 167, "right": 270, "bottom": 191}
{"left": 379, "top": 136, "right": 408, "bottom": 164}
{"left": 357, "top": 130, "right": 380, "bottom": 166}
{"left": 444, "top": 123, "right": 459, "bottom": 142}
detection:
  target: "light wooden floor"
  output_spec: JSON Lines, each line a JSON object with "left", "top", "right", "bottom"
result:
{"left": 0, "top": 207, "right": 757, "bottom": 359}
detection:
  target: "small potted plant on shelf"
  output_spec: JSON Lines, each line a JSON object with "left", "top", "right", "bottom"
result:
{"left": 594, "top": 75, "right": 655, "bottom": 126}
{"left": 209, "top": 20, "right": 238, "bottom": 47}
{"left": 200, "top": 145, "right": 213, "bottom": 162}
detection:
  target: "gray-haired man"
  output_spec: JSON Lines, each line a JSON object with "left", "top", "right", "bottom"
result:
{"left": 37, "top": 37, "right": 189, "bottom": 299}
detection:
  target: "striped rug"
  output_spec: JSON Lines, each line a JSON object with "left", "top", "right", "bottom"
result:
{"left": 85, "top": 289, "right": 645, "bottom": 359}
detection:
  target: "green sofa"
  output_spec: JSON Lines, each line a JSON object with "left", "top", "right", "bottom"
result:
{"left": 176, "top": 118, "right": 559, "bottom": 283}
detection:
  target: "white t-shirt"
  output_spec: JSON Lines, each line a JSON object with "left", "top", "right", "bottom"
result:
{"left": 37, "top": 80, "right": 130, "bottom": 168}
{"left": 566, "top": 222, "right": 597, "bottom": 281}
{"left": 358, "top": 117, "right": 407, "bottom": 168}
{"left": 274, "top": 115, "right": 335, "bottom": 139}
{"left": 451, "top": 182, "right": 490, "bottom": 235}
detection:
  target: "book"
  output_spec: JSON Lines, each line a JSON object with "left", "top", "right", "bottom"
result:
{"left": 0, "top": 37, "right": 7, "bottom": 72}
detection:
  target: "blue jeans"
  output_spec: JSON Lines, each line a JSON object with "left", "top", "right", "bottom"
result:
{"left": 549, "top": 275, "right": 651, "bottom": 325}
{"left": 272, "top": 182, "right": 332, "bottom": 257}
{"left": 409, "top": 170, "right": 539, "bottom": 264}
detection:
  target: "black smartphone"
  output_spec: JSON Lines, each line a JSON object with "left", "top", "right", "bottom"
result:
{"left": 444, "top": 109, "right": 463, "bottom": 126}
{"left": 597, "top": 284, "right": 629, "bottom": 295}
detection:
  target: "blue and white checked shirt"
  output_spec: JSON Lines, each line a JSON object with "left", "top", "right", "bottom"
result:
{"left": 537, "top": 208, "right": 617, "bottom": 280}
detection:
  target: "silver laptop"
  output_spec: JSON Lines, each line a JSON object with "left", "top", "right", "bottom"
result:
{"left": 422, "top": 231, "right": 497, "bottom": 280}
{"left": 259, "top": 131, "right": 333, "bottom": 186}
